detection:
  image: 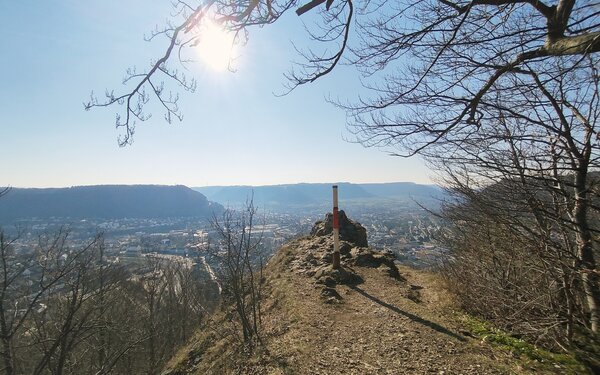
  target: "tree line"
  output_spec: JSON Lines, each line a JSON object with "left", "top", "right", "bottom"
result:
{"left": 0, "top": 229, "right": 218, "bottom": 375}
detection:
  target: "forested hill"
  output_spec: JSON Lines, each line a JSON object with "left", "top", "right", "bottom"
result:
{"left": 0, "top": 185, "right": 223, "bottom": 222}
{"left": 193, "top": 182, "right": 444, "bottom": 207}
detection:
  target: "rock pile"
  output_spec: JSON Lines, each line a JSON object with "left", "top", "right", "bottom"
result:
{"left": 310, "top": 210, "right": 369, "bottom": 248}
{"left": 281, "top": 212, "right": 403, "bottom": 303}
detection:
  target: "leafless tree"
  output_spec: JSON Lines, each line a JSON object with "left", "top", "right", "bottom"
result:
{"left": 208, "top": 200, "right": 265, "bottom": 347}
{"left": 342, "top": 1, "right": 599, "bottom": 153}
{"left": 0, "top": 229, "right": 89, "bottom": 375}
{"left": 0, "top": 229, "right": 128, "bottom": 375}
{"left": 26, "top": 235, "right": 125, "bottom": 375}
{"left": 86, "top": 1, "right": 598, "bottom": 146}
{"left": 0, "top": 226, "right": 213, "bottom": 374}
{"left": 440, "top": 179, "right": 583, "bottom": 347}
{"left": 430, "top": 52, "right": 600, "bottom": 342}
{"left": 85, "top": 0, "right": 297, "bottom": 146}
{"left": 109, "top": 254, "right": 213, "bottom": 375}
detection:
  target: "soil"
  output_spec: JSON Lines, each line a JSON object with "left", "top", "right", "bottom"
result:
{"left": 260, "top": 263, "right": 522, "bottom": 375}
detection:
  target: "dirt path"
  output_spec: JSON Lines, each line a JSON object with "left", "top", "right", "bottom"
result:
{"left": 263, "top": 264, "right": 538, "bottom": 375}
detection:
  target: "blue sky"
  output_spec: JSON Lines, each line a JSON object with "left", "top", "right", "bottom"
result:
{"left": 0, "top": 1, "right": 431, "bottom": 188}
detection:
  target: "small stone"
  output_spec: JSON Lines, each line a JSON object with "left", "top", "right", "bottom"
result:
{"left": 321, "top": 287, "right": 342, "bottom": 300}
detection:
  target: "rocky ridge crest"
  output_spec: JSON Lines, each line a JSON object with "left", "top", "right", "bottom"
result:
{"left": 274, "top": 211, "right": 404, "bottom": 303}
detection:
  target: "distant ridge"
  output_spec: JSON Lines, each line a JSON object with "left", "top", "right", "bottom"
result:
{"left": 193, "top": 182, "right": 443, "bottom": 208}
{"left": 0, "top": 185, "right": 223, "bottom": 222}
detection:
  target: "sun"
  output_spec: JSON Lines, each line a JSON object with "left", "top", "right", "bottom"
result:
{"left": 195, "top": 21, "right": 235, "bottom": 71}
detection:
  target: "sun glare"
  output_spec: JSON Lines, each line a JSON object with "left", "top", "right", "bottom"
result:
{"left": 195, "top": 21, "right": 235, "bottom": 71}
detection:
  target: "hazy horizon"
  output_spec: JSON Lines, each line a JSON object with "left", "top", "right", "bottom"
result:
{"left": 3, "top": 180, "right": 437, "bottom": 190}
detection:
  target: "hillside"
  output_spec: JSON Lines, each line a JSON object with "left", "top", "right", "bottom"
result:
{"left": 164, "top": 213, "right": 586, "bottom": 375}
{"left": 193, "top": 182, "right": 444, "bottom": 209}
{"left": 0, "top": 185, "right": 223, "bottom": 222}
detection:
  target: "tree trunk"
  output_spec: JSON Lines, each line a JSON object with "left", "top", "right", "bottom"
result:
{"left": 573, "top": 165, "right": 600, "bottom": 333}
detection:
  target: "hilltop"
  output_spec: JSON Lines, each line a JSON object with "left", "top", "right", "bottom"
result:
{"left": 164, "top": 212, "right": 587, "bottom": 375}
{"left": 0, "top": 185, "right": 223, "bottom": 222}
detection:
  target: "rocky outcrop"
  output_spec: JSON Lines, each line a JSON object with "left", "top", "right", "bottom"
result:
{"left": 310, "top": 210, "right": 368, "bottom": 247}
{"left": 269, "top": 212, "right": 403, "bottom": 303}
{"left": 350, "top": 248, "right": 401, "bottom": 279}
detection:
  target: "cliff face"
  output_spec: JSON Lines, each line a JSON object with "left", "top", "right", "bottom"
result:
{"left": 163, "top": 213, "right": 573, "bottom": 375}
